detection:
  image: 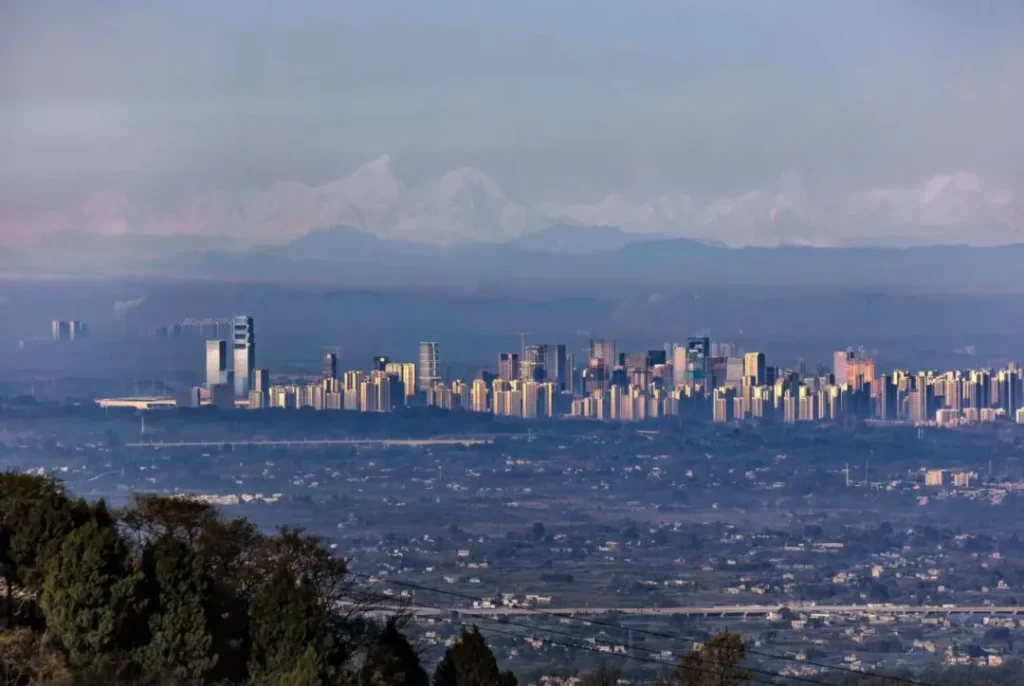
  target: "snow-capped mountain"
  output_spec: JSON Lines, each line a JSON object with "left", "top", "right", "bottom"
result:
{"left": 390, "top": 166, "right": 545, "bottom": 243}
{"left": 6, "top": 156, "right": 1022, "bottom": 248}
{"left": 546, "top": 170, "right": 825, "bottom": 246}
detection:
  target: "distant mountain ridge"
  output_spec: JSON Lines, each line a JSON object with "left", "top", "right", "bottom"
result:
{"left": 7, "top": 224, "right": 1022, "bottom": 292}
{"left": 5, "top": 155, "right": 1020, "bottom": 249}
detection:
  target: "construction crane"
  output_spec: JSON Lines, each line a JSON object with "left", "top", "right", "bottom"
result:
{"left": 514, "top": 332, "right": 530, "bottom": 360}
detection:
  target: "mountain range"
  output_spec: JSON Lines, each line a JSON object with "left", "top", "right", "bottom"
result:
{"left": 7, "top": 223, "right": 1024, "bottom": 293}
{"left": 4, "top": 155, "right": 1020, "bottom": 249}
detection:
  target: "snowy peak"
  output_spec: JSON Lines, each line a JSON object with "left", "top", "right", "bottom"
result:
{"left": 10, "top": 158, "right": 1024, "bottom": 249}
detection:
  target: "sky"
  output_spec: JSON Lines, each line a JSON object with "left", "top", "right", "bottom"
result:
{"left": 2, "top": 0, "right": 1023, "bottom": 242}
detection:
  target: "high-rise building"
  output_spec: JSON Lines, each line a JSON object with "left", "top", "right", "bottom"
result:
{"left": 470, "top": 379, "right": 489, "bottom": 412}
{"left": 323, "top": 353, "right": 338, "bottom": 380}
{"left": 542, "top": 344, "right": 568, "bottom": 390}
{"left": 250, "top": 368, "right": 270, "bottom": 409}
{"left": 498, "top": 353, "right": 520, "bottom": 382}
{"left": 373, "top": 355, "right": 390, "bottom": 372}
{"left": 685, "top": 337, "right": 710, "bottom": 389}
{"left": 51, "top": 320, "right": 71, "bottom": 342}
{"left": 877, "top": 374, "right": 898, "bottom": 421}
{"left": 589, "top": 338, "right": 617, "bottom": 374}
{"left": 743, "top": 352, "right": 766, "bottom": 387}
{"left": 418, "top": 342, "right": 440, "bottom": 392}
{"left": 385, "top": 362, "right": 417, "bottom": 404}
{"left": 206, "top": 340, "right": 229, "bottom": 388}
{"left": 521, "top": 345, "right": 546, "bottom": 381}
{"left": 232, "top": 316, "right": 255, "bottom": 397}
{"left": 68, "top": 321, "right": 88, "bottom": 340}
{"left": 833, "top": 350, "right": 853, "bottom": 385}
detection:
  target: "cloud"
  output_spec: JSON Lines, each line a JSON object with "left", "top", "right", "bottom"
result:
{"left": 113, "top": 296, "right": 147, "bottom": 315}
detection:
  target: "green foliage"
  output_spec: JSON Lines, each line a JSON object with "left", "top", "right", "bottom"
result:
{"left": 0, "top": 477, "right": 506, "bottom": 686}
{"left": 40, "top": 506, "right": 145, "bottom": 668}
{"left": 249, "top": 566, "right": 336, "bottom": 684}
{"left": 433, "top": 627, "right": 515, "bottom": 686}
{"left": 275, "top": 645, "right": 325, "bottom": 686}
{"left": 0, "top": 472, "right": 90, "bottom": 627}
{"left": 358, "top": 619, "right": 429, "bottom": 686}
{"left": 139, "top": 535, "right": 218, "bottom": 684}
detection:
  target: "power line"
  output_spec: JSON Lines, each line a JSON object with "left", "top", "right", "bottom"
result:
{"left": 360, "top": 583, "right": 806, "bottom": 686}
{"left": 367, "top": 588, "right": 840, "bottom": 686}
{"left": 350, "top": 571, "right": 937, "bottom": 686}
{"left": 461, "top": 620, "right": 820, "bottom": 686}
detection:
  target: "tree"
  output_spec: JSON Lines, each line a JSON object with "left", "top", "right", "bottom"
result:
{"left": 359, "top": 619, "right": 429, "bottom": 686}
{"left": 40, "top": 505, "right": 145, "bottom": 670}
{"left": 276, "top": 646, "right": 323, "bottom": 686}
{"left": 0, "top": 473, "right": 89, "bottom": 627}
{"left": 138, "top": 536, "right": 217, "bottom": 685}
{"left": 433, "top": 627, "right": 516, "bottom": 686}
{"left": 669, "top": 632, "right": 748, "bottom": 686}
{"left": 0, "top": 628, "right": 74, "bottom": 686}
{"left": 249, "top": 565, "right": 337, "bottom": 685}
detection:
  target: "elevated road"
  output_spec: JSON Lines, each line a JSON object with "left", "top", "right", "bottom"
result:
{"left": 127, "top": 437, "right": 496, "bottom": 449}
{"left": 398, "top": 603, "right": 1024, "bottom": 618}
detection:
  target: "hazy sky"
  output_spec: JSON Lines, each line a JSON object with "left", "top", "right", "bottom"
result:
{"left": 3, "top": 0, "right": 1024, "bottom": 209}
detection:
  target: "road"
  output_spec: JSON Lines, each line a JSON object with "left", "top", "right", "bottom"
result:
{"left": 126, "top": 437, "right": 497, "bottom": 449}
{"left": 396, "top": 603, "right": 1024, "bottom": 618}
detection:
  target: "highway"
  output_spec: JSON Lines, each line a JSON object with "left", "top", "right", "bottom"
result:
{"left": 127, "top": 437, "right": 496, "bottom": 449}
{"left": 396, "top": 603, "right": 1024, "bottom": 618}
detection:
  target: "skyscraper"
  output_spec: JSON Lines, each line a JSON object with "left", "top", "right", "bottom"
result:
{"left": 685, "top": 337, "right": 710, "bottom": 388}
{"left": 232, "top": 316, "right": 255, "bottom": 396}
{"left": 589, "top": 338, "right": 617, "bottom": 374}
{"left": 418, "top": 342, "right": 440, "bottom": 392}
{"left": 498, "top": 353, "right": 520, "bottom": 382}
{"left": 743, "top": 352, "right": 766, "bottom": 387}
{"left": 833, "top": 350, "right": 853, "bottom": 385}
{"left": 543, "top": 344, "right": 568, "bottom": 390}
{"left": 323, "top": 353, "right": 338, "bottom": 380}
{"left": 521, "top": 344, "right": 546, "bottom": 381}
{"left": 206, "top": 340, "right": 229, "bottom": 388}
{"left": 373, "top": 355, "right": 390, "bottom": 371}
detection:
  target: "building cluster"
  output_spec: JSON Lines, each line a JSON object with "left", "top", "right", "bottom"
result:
{"left": 50, "top": 319, "right": 88, "bottom": 342}
{"left": 185, "top": 317, "right": 1024, "bottom": 426}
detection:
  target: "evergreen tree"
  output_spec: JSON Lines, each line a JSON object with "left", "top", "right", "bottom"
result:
{"left": 249, "top": 565, "right": 337, "bottom": 685}
{"left": 139, "top": 536, "right": 217, "bottom": 685}
{"left": 277, "top": 646, "right": 325, "bottom": 686}
{"left": 359, "top": 618, "right": 429, "bottom": 686}
{"left": 433, "top": 627, "right": 516, "bottom": 686}
{"left": 40, "top": 504, "right": 145, "bottom": 669}
{"left": 0, "top": 473, "right": 89, "bottom": 627}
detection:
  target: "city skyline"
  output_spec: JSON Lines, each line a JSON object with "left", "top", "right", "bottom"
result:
{"left": 176, "top": 314, "right": 1024, "bottom": 428}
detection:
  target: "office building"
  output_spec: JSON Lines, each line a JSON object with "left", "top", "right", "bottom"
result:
{"left": 543, "top": 344, "right": 568, "bottom": 390}
{"left": 384, "top": 362, "right": 417, "bottom": 404}
{"left": 373, "top": 355, "right": 390, "bottom": 372}
{"left": 498, "top": 353, "right": 520, "bottom": 382}
{"left": 743, "top": 352, "right": 766, "bottom": 387}
{"left": 589, "top": 338, "right": 617, "bottom": 374}
{"left": 323, "top": 353, "right": 338, "bottom": 380}
{"left": 51, "top": 320, "right": 71, "bottom": 341}
{"left": 521, "top": 344, "right": 546, "bottom": 381}
{"left": 418, "top": 342, "right": 440, "bottom": 392}
{"left": 206, "top": 340, "right": 230, "bottom": 388}
{"left": 232, "top": 316, "right": 255, "bottom": 397}
{"left": 685, "top": 337, "right": 710, "bottom": 388}
{"left": 68, "top": 320, "right": 88, "bottom": 340}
